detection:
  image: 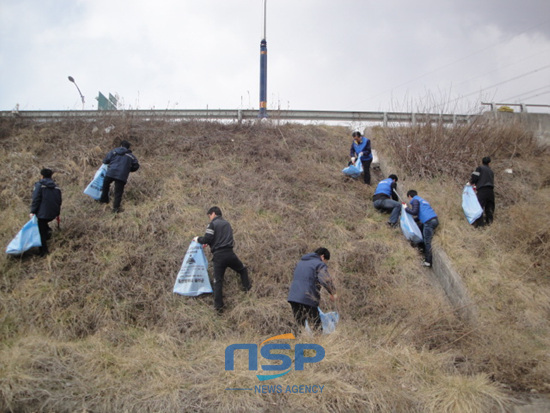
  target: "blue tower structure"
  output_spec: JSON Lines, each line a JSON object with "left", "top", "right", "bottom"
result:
{"left": 258, "top": 1, "right": 268, "bottom": 118}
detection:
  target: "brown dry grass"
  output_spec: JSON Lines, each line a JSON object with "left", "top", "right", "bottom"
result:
{"left": 0, "top": 115, "right": 547, "bottom": 412}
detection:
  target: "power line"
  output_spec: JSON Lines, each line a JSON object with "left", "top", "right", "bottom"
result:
{"left": 502, "top": 84, "right": 550, "bottom": 101}
{"left": 345, "top": 18, "right": 550, "bottom": 110}
{"left": 429, "top": 64, "right": 550, "bottom": 111}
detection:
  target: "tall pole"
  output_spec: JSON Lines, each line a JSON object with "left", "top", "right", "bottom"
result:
{"left": 258, "top": 0, "right": 268, "bottom": 118}
{"left": 68, "top": 76, "right": 85, "bottom": 109}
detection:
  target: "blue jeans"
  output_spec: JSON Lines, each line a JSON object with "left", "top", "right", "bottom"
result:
{"left": 373, "top": 198, "right": 401, "bottom": 224}
{"left": 420, "top": 218, "right": 439, "bottom": 264}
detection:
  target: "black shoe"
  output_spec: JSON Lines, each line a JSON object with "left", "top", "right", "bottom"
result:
{"left": 215, "top": 307, "right": 224, "bottom": 315}
{"left": 112, "top": 207, "right": 124, "bottom": 213}
{"left": 387, "top": 221, "right": 398, "bottom": 228}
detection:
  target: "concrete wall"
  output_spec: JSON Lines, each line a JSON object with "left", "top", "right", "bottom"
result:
{"left": 377, "top": 156, "right": 478, "bottom": 325}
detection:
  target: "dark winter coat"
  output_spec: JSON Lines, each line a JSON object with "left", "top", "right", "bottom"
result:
{"left": 288, "top": 253, "right": 335, "bottom": 308}
{"left": 103, "top": 147, "right": 140, "bottom": 183}
{"left": 470, "top": 165, "right": 494, "bottom": 190}
{"left": 30, "top": 178, "right": 62, "bottom": 221}
{"left": 197, "top": 216, "right": 235, "bottom": 254}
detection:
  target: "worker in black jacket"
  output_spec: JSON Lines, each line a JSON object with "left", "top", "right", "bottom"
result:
{"left": 470, "top": 156, "right": 495, "bottom": 226}
{"left": 99, "top": 140, "right": 139, "bottom": 213}
{"left": 30, "top": 168, "right": 62, "bottom": 256}
{"left": 194, "top": 206, "right": 251, "bottom": 312}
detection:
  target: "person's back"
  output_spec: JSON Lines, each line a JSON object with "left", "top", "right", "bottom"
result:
{"left": 31, "top": 177, "right": 62, "bottom": 221}
{"left": 103, "top": 146, "right": 139, "bottom": 183}
{"left": 288, "top": 253, "right": 326, "bottom": 307}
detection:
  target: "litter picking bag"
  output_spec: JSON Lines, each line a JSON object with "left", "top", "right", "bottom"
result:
{"left": 84, "top": 164, "right": 108, "bottom": 200}
{"left": 319, "top": 308, "right": 339, "bottom": 333}
{"left": 305, "top": 307, "right": 340, "bottom": 334}
{"left": 462, "top": 184, "right": 483, "bottom": 224}
{"left": 342, "top": 157, "right": 363, "bottom": 178}
{"left": 400, "top": 204, "right": 423, "bottom": 243}
{"left": 6, "top": 216, "right": 42, "bottom": 255}
{"left": 173, "top": 241, "right": 213, "bottom": 296}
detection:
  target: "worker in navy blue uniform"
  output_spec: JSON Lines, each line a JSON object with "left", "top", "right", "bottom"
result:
{"left": 99, "top": 140, "right": 140, "bottom": 213}
{"left": 30, "top": 168, "right": 62, "bottom": 256}
{"left": 349, "top": 131, "right": 373, "bottom": 185}
{"left": 470, "top": 156, "right": 495, "bottom": 227}
{"left": 194, "top": 206, "right": 250, "bottom": 313}
{"left": 288, "top": 248, "right": 336, "bottom": 331}
{"left": 373, "top": 174, "right": 401, "bottom": 227}
{"left": 404, "top": 190, "right": 439, "bottom": 267}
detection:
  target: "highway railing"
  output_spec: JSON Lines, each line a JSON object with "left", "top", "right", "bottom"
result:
{"left": 0, "top": 109, "right": 474, "bottom": 126}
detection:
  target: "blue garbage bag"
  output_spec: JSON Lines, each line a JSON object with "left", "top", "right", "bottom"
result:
{"left": 400, "top": 204, "right": 423, "bottom": 243}
{"left": 305, "top": 307, "right": 339, "bottom": 334}
{"left": 319, "top": 308, "right": 339, "bottom": 333}
{"left": 173, "top": 241, "right": 213, "bottom": 296}
{"left": 342, "top": 158, "right": 363, "bottom": 178}
{"left": 462, "top": 185, "right": 483, "bottom": 224}
{"left": 84, "top": 164, "right": 108, "bottom": 200}
{"left": 6, "top": 216, "right": 42, "bottom": 254}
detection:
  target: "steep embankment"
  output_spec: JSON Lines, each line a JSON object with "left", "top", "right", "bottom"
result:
{"left": 0, "top": 117, "right": 548, "bottom": 412}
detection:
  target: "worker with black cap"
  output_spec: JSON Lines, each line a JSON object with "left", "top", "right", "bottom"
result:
{"left": 30, "top": 168, "right": 62, "bottom": 256}
{"left": 99, "top": 139, "right": 140, "bottom": 213}
{"left": 469, "top": 156, "right": 495, "bottom": 226}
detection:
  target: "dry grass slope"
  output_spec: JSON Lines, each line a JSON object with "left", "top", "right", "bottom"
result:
{"left": 0, "top": 116, "right": 548, "bottom": 412}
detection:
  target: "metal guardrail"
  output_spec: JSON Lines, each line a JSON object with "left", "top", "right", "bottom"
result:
{"left": 0, "top": 109, "right": 473, "bottom": 126}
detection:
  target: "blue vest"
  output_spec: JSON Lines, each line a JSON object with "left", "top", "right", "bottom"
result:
{"left": 374, "top": 178, "right": 393, "bottom": 197}
{"left": 413, "top": 195, "right": 437, "bottom": 223}
{"left": 352, "top": 137, "right": 373, "bottom": 161}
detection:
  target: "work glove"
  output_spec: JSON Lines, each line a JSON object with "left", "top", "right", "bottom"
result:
{"left": 192, "top": 236, "right": 199, "bottom": 242}
{"left": 350, "top": 157, "right": 356, "bottom": 163}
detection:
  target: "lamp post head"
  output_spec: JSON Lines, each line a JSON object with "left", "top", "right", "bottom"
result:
{"left": 68, "top": 76, "right": 75, "bottom": 83}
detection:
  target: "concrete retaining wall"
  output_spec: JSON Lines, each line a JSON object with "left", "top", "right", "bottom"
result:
{"left": 377, "top": 155, "right": 478, "bottom": 325}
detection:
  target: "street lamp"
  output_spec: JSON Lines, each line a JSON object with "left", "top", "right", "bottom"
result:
{"left": 68, "top": 76, "right": 85, "bottom": 109}
{"left": 258, "top": 0, "right": 268, "bottom": 118}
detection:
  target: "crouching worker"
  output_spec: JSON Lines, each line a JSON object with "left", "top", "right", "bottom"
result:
{"left": 30, "top": 168, "right": 62, "bottom": 257}
{"left": 373, "top": 174, "right": 401, "bottom": 227}
{"left": 288, "top": 248, "right": 337, "bottom": 332}
{"left": 404, "top": 190, "right": 439, "bottom": 267}
{"left": 194, "top": 206, "right": 251, "bottom": 313}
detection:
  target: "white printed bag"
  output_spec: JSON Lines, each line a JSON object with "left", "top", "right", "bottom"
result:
{"left": 84, "top": 164, "right": 108, "bottom": 200}
{"left": 173, "top": 241, "right": 213, "bottom": 296}
{"left": 462, "top": 185, "right": 483, "bottom": 224}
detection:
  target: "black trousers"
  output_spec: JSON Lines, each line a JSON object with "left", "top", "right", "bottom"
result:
{"left": 100, "top": 176, "right": 126, "bottom": 210}
{"left": 289, "top": 301, "right": 321, "bottom": 330}
{"left": 37, "top": 218, "right": 51, "bottom": 254}
{"left": 212, "top": 249, "right": 250, "bottom": 310}
{"left": 361, "top": 159, "right": 372, "bottom": 185}
{"left": 475, "top": 187, "right": 495, "bottom": 226}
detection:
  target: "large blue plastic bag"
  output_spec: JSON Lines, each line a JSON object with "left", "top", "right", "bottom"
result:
{"left": 342, "top": 158, "right": 363, "bottom": 178}
{"left": 400, "top": 204, "right": 423, "bottom": 243}
{"left": 173, "top": 241, "right": 213, "bottom": 296}
{"left": 6, "top": 216, "right": 42, "bottom": 254}
{"left": 305, "top": 307, "right": 339, "bottom": 334}
{"left": 84, "top": 164, "right": 108, "bottom": 200}
{"left": 462, "top": 185, "right": 483, "bottom": 224}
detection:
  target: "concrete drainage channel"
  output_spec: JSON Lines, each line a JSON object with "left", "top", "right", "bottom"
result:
{"left": 376, "top": 155, "right": 550, "bottom": 412}
{"left": 377, "top": 155, "right": 477, "bottom": 324}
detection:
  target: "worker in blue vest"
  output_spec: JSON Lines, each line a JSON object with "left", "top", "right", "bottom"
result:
{"left": 404, "top": 190, "right": 439, "bottom": 267}
{"left": 373, "top": 174, "right": 401, "bottom": 227}
{"left": 349, "top": 131, "right": 373, "bottom": 185}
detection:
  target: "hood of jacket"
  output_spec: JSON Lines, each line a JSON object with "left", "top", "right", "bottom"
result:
{"left": 39, "top": 178, "right": 57, "bottom": 188}
{"left": 114, "top": 147, "right": 131, "bottom": 155}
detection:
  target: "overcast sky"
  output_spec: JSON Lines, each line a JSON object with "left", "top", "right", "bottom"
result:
{"left": 1, "top": 0, "right": 549, "bottom": 114}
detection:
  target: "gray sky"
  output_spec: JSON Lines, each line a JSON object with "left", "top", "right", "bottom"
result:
{"left": 1, "top": 0, "right": 549, "bottom": 114}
